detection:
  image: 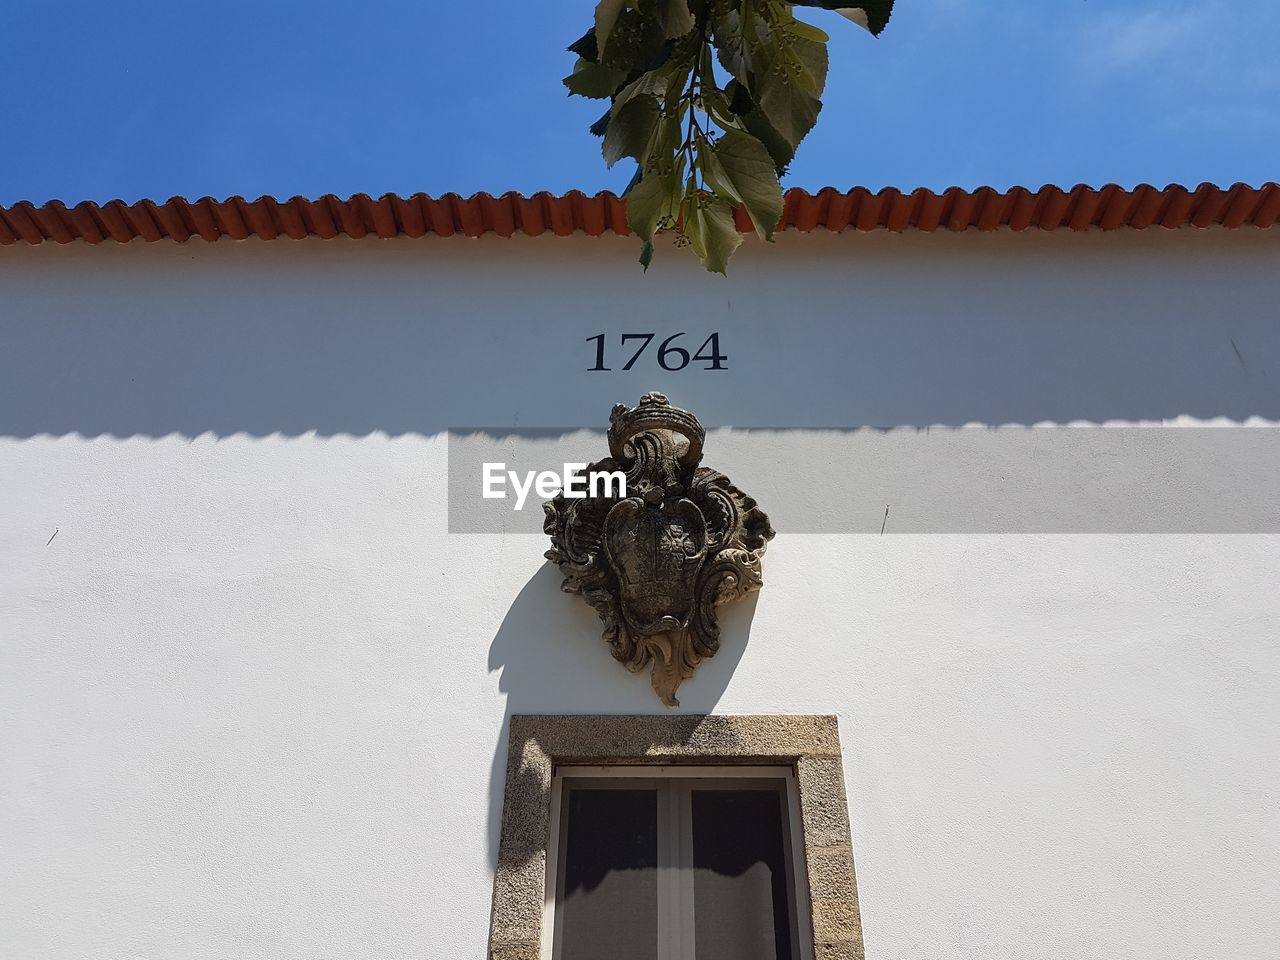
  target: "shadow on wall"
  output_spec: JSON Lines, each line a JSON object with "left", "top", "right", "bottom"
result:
{"left": 2, "top": 233, "right": 1279, "bottom": 436}
{"left": 484, "top": 561, "right": 758, "bottom": 869}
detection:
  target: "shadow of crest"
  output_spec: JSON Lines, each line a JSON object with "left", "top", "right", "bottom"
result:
{"left": 484, "top": 561, "right": 759, "bottom": 869}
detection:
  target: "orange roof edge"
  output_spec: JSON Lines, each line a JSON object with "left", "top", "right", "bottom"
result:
{"left": 1, "top": 183, "right": 1278, "bottom": 246}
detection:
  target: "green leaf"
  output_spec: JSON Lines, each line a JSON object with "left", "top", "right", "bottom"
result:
{"left": 758, "top": 67, "right": 822, "bottom": 151}
{"left": 696, "top": 138, "right": 740, "bottom": 203}
{"left": 701, "top": 86, "right": 743, "bottom": 131}
{"left": 790, "top": 36, "right": 830, "bottom": 95}
{"left": 600, "top": 8, "right": 665, "bottom": 72}
{"left": 713, "top": 32, "right": 748, "bottom": 86}
{"left": 712, "top": 130, "right": 784, "bottom": 241}
{"left": 564, "top": 59, "right": 626, "bottom": 99}
{"left": 783, "top": 17, "right": 829, "bottom": 43}
{"left": 686, "top": 196, "right": 743, "bottom": 274}
{"left": 610, "top": 71, "right": 666, "bottom": 117}
{"left": 603, "top": 95, "right": 660, "bottom": 167}
{"left": 744, "top": 110, "right": 795, "bottom": 175}
{"left": 625, "top": 172, "right": 672, "bottom": 242}
{"left": 789, "top": 1, "right": 896, "bottom": 36}
{"left": 654, "top": 107, "right": 683, "bottom": 161}
{"left": 594, "top": 0, "right": 629, "bottom": 57}
{"left": 712, "top": 9, "right": 769, "bottom": 87}
{"left": 743, "top": 109, "right": 795, "bottom": 175}
{"left": 569, "top": 0, "right": 884, "bottom": 272}
{"left": 726, "top": 80, "right": 796, "bottom": 175}
{"left": 567, "top": 28, "right": 599, "bottom": 62}
{"left": 657, "top": 0, "right": 695, "bottom": 39}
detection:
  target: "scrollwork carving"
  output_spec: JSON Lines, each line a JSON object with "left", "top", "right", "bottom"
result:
{"left": 543, "top": 393, "right": 774, "bottom": 706}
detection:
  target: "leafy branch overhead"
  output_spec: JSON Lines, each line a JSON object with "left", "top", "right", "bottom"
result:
{"left": 565, "top": 0, "right": 895, "bottom": 272}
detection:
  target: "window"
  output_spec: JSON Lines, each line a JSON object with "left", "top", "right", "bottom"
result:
{"left": 488, "top": 715, "right": 862, "bottom": 960}
{"left": 544, "top": 766, "right": 813, "bottom": 960}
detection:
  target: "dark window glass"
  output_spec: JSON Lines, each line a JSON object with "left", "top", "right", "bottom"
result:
{"left": 559, "top": 789, "right": 659, "bottom": 960}
{"left": 691, "top": 789, "right": 794, "bottom": 960}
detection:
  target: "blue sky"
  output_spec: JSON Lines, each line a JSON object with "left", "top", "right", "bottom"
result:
{"left": 1, "top": 1, "right": 1276, "bottom": 204}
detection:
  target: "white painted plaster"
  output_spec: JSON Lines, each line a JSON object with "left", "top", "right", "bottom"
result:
{"left": 2, "top": 229, "right": 1278, "bottom": 959}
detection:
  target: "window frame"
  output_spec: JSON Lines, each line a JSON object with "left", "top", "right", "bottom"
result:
{"left": 487, "top": 715, "right": 864, "bottom": 960}
{"left": 542, "top": 765, "right": 815, "bottom": 960}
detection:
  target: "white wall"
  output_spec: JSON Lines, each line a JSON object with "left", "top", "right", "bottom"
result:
{"left": 2, "top": 228, "right": 1278, "bottom": 960}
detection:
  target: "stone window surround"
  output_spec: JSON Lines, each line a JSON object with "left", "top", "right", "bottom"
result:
{"left": 488, "top": 715, "right": 863, "bottom": 960}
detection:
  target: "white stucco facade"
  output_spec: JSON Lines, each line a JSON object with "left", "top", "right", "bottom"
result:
{"left": 2, "top": 227, "right": 1278, "bottom": 959}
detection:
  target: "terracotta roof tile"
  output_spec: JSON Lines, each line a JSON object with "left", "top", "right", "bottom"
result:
{"left": 1, "top": 184, "right": 1277, "bottom": 246}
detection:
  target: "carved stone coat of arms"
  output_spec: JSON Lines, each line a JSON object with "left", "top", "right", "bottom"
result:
{"left": 543, "top": 393, "right": 774, "bottom": 706}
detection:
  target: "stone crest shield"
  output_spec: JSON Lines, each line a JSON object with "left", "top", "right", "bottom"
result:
{"left": 543, "top": 393, "right": 774, "bottom": 705}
